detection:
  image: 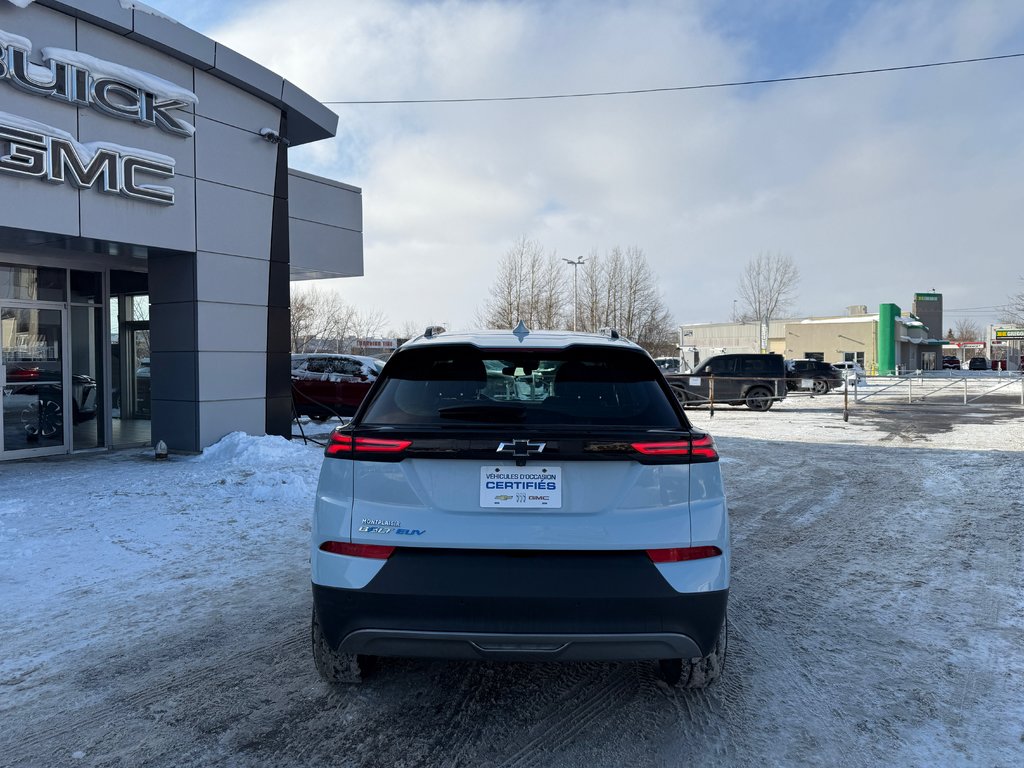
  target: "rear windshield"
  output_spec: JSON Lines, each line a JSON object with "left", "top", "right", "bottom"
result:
{"left": 360, "top": 345, "right": 683, "bottom": 428}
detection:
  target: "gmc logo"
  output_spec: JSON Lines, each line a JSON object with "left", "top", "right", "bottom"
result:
{"left": 0, "top": 120, "right": 175, "bottom": 205}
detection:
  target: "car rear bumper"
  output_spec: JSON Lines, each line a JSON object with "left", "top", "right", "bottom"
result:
{"left": 312, "top": 548, "right": 728, "bottom": 661}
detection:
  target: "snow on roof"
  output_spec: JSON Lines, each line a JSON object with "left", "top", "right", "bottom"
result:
{"left": 2, "top": 1, "right": 178, "bottom": 20}
{"left": 799, "top": 315, "right": 879, "bottom": 324}
{"left": 118, "top": 1, "right": 178, "bottom": 23}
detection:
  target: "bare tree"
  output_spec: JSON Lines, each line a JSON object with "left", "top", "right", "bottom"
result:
{"left": 347, "top": 309, "right": 391, "bottom": 354}
{"left": 950, "top": 318, "right": 982, "bottom": 342}
{"left": 478, "top": 237, "right": 569, "bottom": 329}
{"left": 478, "top": 239, "right": 674, "bottom": 350}
{"left": 390, "top": 319, "right": 425, "bottom": 343}
{"left": 735, "top": 252, "right": 800, "bottom": 351}
{"left": 290, "top": 284, "right": 355, "bottom": 353}
{"left": 1002, "top": 278, "right": 1024, "bottom": 324}
{"left": 576, "top": 246, "right": 675, "bottom": 350}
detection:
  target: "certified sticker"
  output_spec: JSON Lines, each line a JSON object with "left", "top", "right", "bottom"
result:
{"left": 481, "top": 466, "right": 562, "bottom": 508}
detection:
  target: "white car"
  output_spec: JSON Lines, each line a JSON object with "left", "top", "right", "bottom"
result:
{"left": 310, "top": 325, "right": 730, "bottom": 687}
{"left": 831, "top": 361, "right": 865, "bottom": 385}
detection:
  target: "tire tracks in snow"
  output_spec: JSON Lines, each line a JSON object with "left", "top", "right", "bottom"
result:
{"left": 485, "top": 663, "right": 635, "bottom": 768}
{"left": 4, "top": 625, "right": 305, "bottom": 766}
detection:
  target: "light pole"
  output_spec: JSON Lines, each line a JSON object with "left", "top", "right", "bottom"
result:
{"left": 562, "top": 256, "right": 586, "bottom": 331}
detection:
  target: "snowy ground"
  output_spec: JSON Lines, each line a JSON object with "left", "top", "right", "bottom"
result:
{"left": 1, "top": 396, "right": 1022, "bottom": 767}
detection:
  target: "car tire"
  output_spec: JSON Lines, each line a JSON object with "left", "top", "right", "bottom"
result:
{"left": 811, "top": 378, "right": 829, "bottom": 395}
{"left": 309, "top": 414, "right": 332, "bottom": 423}
{"left": 744, "top": 387, "right": 773, "bottom": 411}
{"left": 311, "top": 608, "right": 372, "bottom": 684}
{"left": 659, "top": 615, "right": 728, "bottom": 688}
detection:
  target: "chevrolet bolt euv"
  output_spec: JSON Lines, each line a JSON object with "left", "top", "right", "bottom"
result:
{"left": 311, "top": 325, "right": 730, "bottom": 687}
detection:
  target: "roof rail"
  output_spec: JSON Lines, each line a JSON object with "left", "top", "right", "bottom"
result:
{"left": 423, "top": 325, "right": 446, "bottom": 339}
{"left": 599, "top": 327, "right": 620, "bottom": 340}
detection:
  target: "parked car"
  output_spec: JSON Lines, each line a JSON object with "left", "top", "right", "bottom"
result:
{"left": 967, "top": 357, "right": 989, "bottom": 371}
{"left": 941, "top": 356, "right": 962, "bottom": 370}
{"left": 830, "top": 361, "right": 865, "bottom": 385}
{"left": 665, "top": 352, "right": 786, "bottom": 411}
{"left": 3, "top": 365, "right": 97, "bottom": 439}
{"left": 785, "top": 359, "right": 842, "bottom": 394}
{"left": 291, "top": 353, "right": 384, "bottom": 421}
{"left": 310, "top": 327, "right": 730, "bottom": 687}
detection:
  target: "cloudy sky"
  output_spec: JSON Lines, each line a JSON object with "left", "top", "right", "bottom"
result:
{"left": 148, "top": 0, "right": 1024, "bottom": 335}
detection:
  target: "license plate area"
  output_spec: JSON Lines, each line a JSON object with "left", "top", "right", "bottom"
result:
{"left": 480, "top": 466, "right": 562, "bottom": 508}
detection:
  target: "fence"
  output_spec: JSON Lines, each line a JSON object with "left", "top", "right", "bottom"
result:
{"left": 853, "top": 373, "right": 1024, "bottom": 406}
{"left": 668, "top": 371, "right": 1024, "bottom": 422}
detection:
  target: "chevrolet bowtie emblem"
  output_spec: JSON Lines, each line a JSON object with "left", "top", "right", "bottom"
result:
{"left": 497, "top": 440, "right": 546, "bottom": 463}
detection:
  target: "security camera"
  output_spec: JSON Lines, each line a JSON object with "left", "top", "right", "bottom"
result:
{"left": 259, "top": 127, "right": 289, "bottom": 146}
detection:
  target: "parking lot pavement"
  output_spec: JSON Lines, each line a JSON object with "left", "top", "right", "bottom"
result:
{"left": 1, "top": 407, "right": 1022, "bottom": 768}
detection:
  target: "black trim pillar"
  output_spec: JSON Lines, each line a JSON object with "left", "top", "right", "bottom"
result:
{"left": 266, "top": 113, "right": 292, "bottom": 437}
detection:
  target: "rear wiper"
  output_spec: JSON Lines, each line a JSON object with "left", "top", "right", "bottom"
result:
{"left": 437, "top": 404, "right": 527, "bottom": 422}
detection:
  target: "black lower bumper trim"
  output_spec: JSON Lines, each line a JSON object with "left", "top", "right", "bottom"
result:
{"left": 340, "top": 629, "right": 702, "bottom": 661}
{"left": 312, "top": 549, "right": 728, "bottom": 661}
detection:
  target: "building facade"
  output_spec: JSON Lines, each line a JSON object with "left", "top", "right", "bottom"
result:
{"left": 680, "top": 298, "right": 947, "bottom": 374}
{"left": 0, "top": 0, "right": 362, "bottom": 461}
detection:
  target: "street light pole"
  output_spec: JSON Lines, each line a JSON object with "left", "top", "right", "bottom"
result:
{"left": 562, "top": 256, "right": 586, "bottom": 331}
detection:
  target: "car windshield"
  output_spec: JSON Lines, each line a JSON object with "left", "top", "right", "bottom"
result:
{"left": 360, "top": 345, "right": 683, "bottom": 428}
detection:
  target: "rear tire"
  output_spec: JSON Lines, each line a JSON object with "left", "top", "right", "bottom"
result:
{"left": 811, "top": 378, "right": 829, "bottom": 395}
{"left": 745, "top": 387, "right": 773, "bottom": 411}
{"left": 309, "top": 414, "right": 331, "bottom": 423}
{"left": 659, "top": 615, "right": 728, "bottom": 688}
{"left": 311, "top": 608, "right": 372, "bottom": 684}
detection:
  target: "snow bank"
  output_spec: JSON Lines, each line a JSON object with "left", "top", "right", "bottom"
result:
{"left": 193, "top": 432, "right": 322, "bottom": 503}
{"left": 196, "top": 431, "right": 309, "bottom": 465}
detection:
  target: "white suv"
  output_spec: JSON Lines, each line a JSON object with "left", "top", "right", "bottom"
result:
{"left": 310, "top": 326, "right": 730, "bottom": 687}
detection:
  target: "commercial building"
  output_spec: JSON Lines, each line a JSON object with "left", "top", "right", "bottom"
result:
{"left": 1, "top": 0, "right": 362, "bottom": 461}
{"left": 944, "top": 325, "right": 1024, "bottom": 370}
{"left": 679, "top": 296, "right": 949, "bottom": 374}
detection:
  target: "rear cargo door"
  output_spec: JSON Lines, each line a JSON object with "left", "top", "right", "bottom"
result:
{"left": 347, "top": 426, "right": 694, "bottom": 551}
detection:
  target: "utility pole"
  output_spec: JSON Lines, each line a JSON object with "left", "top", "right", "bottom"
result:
{"left": 562, "top": 256, "right": 586, "bottom": 331}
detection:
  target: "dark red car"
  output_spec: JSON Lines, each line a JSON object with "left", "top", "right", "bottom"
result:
{"left": 291, "top": 354, "right": 385, "bottom": 421}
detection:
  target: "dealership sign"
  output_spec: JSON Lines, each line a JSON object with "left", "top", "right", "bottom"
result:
{"left": 0, "top": 27, "right": 197, "bottom": 204}
{"left": 0, "top": 111, "right": 174, "bottom": 204}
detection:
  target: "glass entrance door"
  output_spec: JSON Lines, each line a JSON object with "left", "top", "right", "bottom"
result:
{"left": 1, "top": 306, "right": 68, "bottom": 457}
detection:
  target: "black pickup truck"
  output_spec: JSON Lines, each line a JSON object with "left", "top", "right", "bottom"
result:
{"left": 664, "top": 353, "right": 787, "bottom": 411}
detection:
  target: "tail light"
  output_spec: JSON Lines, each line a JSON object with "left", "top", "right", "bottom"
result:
{"left": 326, "top": 431, "right": 412, "bottom": 457}
{"left": 630, "top": 434, "right": 718, "bottom": 461}
{"left": 689, "top": 434, "right": 718, "bottom": 460}
{"left": 319, "top": 541, "right": 395, "bottom": 559}
{"left": 646, "top": 546, "right": 722, "bottom": 563}
{"left": 630, "top": 440, "right": 689, "bottom": 455}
